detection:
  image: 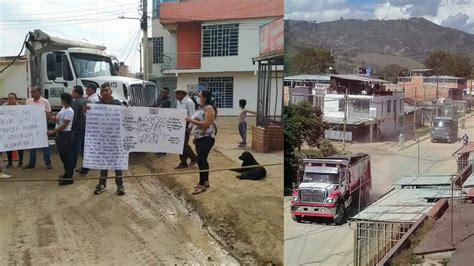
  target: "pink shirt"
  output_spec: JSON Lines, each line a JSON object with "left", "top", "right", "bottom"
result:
{"left": 25, "top": 97, "right": 51, "bottom": 112}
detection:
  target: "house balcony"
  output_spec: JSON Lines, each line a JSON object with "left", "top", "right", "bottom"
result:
{"left": 159, "top": 52, "right": 201, "bottom": 72}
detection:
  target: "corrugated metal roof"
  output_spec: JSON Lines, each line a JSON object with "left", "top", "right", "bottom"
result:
{"left": 351, "top": 188, "right": 461, "bottom": 223}
{"left": 323, "top": 116, "right": 374, "bottom": 125}
{"left": 330, "top": 74, "right": 389, "bottom": 83}
{"left": 454, "top": 144, "right": 474, "bottom": 156}
{"left": 411, "top": 68, "right": 433, "bottom": 72}
{"left": 425, "top": 75, "right": 464, "bottom": 80}
{"left": 394, "top": 175, "right": 453, "bottom": 187}
{"left": 284, "top": 74, "right": 331, "bottom": 81}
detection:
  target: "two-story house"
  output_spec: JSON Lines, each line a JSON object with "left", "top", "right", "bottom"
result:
{"left": 150, "top": 0, "right": 283, "bottom": 115}
{"left": 323, "top": 75, "right": 405, "bottom": 142}
{"left": 399, "top": 69, "right": 467, "bottom": 102}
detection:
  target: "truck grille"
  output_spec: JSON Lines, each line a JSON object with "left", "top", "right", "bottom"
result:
{"left": 299, "top": 189, "right": 327, "bottom": 203}
{"left": 129, "top": 84, "right": 158, "bottom": 107}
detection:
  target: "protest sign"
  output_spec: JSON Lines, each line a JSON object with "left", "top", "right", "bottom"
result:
{"left": 121, "top": 107, "right": 187, "bottom": 154}
{"left": 0, "top": 105, "right": 49, "bottom": 152}
{"left": 83, "top": 105, "right": 129, "bottom": 170}
{"left": 83, "top": 105, "right": 187, "bottom": 170}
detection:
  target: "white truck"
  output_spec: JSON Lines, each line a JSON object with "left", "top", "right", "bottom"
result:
{"left": 0, "top": 29, "right": 157, "bottom": 109}
{"left": 290, "top": 153, "right": 372, "bottom": 225}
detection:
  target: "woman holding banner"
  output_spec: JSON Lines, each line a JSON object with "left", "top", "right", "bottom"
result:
{"left": 47, "top": 93, "right": 75, "bottom": 186}
{"left": 3, "top": 93, "right": 24, "bottom": 168}
{"left": 186, "top": 90, "right": 217, "bottom": 195}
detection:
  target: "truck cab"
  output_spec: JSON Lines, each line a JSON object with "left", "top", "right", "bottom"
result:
{"left": 26, "top": 29, "right": 157, "bottom": 110}
{"left": 290, "top": 154, "right": 371, "bottom": 225}
{"left": 431, "top": 117, "right": 458, "bottom": 143}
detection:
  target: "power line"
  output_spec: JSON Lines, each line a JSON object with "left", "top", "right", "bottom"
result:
{"left": 0, "top": 2, "right": 140, "bottom": 18}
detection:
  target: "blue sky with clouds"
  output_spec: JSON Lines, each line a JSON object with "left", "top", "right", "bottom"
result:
{"left": 0, "top": 0, "right": 148, "bottom": 73}
{"left": 285, "top": 0, "right": 474, "bottom": 34}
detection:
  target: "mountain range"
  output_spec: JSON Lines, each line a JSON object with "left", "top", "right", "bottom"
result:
{"left": 285, "top": 18, "right": 474, "bottom": 74}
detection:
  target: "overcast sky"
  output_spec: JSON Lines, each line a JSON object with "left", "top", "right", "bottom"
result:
{"left": 0, "top": 0, "right": 148, "bottom": 73}
{"left": 285, "top": 0, "right": 474, "bottom": 34}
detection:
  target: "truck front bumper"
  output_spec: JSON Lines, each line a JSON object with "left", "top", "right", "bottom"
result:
{"left": 290, "top": 204, "right": 336, "bottom": 218}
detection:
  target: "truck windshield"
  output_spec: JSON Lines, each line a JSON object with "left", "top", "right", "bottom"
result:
{"left": 433, "top": 121, "right": 451, "bottom": 128}
{"left": 302, "top": 173, "right": 339, "bottom": 184}
{"left": 70, "top": 53, "right": 116, "bottom": 78}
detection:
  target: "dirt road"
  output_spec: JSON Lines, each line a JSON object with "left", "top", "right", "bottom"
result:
{"left": 0, "top": 153, "right": 237, "bottom": 265}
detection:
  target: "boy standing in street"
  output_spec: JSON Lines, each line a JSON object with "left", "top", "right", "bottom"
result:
{"left": 238, "top": 99, "right": 256, "bottom": 147}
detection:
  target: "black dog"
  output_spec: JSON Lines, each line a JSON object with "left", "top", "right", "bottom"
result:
{"left": 231, "top": 151, "right": 266, "bottom": 180}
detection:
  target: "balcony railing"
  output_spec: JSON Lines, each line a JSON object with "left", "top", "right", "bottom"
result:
{"left": 158, "top": 52, "right": 201, "bottom": 71}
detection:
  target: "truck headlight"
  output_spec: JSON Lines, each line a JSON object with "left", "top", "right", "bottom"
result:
{"left": 292, "top": 196, "right": 299, "bottom": 202}
{"left": 326, "top": 198, "right": 336, "bottom": 203}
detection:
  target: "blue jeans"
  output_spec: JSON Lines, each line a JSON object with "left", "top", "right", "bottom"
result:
{"left": 238, "top": 121, "right": 247, "bottom": 143}
{"left": 28, "top": 146, "right": 51, "bottom": 166}
{"left": 71, "top": 131, "right": 85, "bottom": 170}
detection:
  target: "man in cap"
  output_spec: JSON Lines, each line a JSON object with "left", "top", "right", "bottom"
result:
{"left": 175, "top": 86, "right": 197, "bottom": 169}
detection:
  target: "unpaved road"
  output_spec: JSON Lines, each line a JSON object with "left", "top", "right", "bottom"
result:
{"left": 285, "top": 118, "right": 466, "bottom": 265}
{"left": 0, "top": 153, "right": 237, "bottom": 265}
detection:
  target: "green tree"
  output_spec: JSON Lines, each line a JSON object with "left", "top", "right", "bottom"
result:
{"left": 284, "top": 101, "right": 332, "bottom": 192}
{"left": 425, "top": 50, "right": 472, "bottom": 78}
{"left": 380, "top": 64, "right": 405, "bottom": 83}
{"left": 289, "top": 48, "right": 334, "bottom": 75}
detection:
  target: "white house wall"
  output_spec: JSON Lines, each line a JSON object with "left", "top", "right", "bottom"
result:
{"left": 151, "top": 18, "right": 177, "bottom": 78}
{"left": 176, "top": 71, "right": 282, "bottom": 116}
{"left": 200, "top": 18, "right": 275, "bottom": 73}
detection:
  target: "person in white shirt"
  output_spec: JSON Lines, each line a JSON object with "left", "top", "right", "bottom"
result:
{"left": 86, "top": 84, "right": 100, "bottom": 103}
{"left": 47, "top": 93, "right": 75, "bottom": 185}
{"left": 174, "top": 87, "right": 197, "bottom": 169}
{"left": 23, "top": 86, "right": 53, "bottom": 170}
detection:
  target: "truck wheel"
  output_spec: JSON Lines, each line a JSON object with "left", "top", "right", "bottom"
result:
{"left": 334, "top": 203, "right": 345, "bottom": 225}
{"left": 292, "top": 215, "right": 302, "bottom": 223}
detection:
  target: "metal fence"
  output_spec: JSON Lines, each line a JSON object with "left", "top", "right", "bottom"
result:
{"left": 353, "top": 221, "right": 412, "bottom": 266}
{"left": 325, "top": 130, "right": 353, "bottom": 142}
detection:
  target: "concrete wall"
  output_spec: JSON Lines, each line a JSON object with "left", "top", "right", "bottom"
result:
{"left": 151, "top": 18, "right": 177, "bottom": 78}
{"left": 176, "top": 22, "right": 201, "bottom": 69}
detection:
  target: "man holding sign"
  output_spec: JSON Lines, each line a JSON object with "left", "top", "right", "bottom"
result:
{"left": 93, "top": 83, "right": 126, "bottom": 195}
{"left": 22, "top": 86, "right": 53, "bottom": 170}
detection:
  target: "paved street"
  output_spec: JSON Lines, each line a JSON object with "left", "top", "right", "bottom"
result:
{"left": 284, "top": 115, "right": 471, "bottom": 265}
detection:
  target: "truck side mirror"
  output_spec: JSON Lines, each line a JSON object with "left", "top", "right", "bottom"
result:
{"left": 46, "top": 54, "right": 57, "bottom": 80}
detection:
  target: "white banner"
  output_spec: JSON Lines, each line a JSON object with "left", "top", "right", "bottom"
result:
{"left": 83, "top": 105, "right": 187, "bottom": 170}
{"left": 0, "top": 105, "right": 49, "bottom": 152}
{"left": 121, "top": 107, "right": 187, "bottom": 154}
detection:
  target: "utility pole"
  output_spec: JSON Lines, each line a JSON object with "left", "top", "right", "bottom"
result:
{"left": 436, "top": 73, "right": 439, "bottom": 101}
{"left": 141, "top": 0, "right": 148, "bottom": 81}
{"left": 342, "top": 87, "right": 348, "bottom": 152}
{"left": 139, "top": 44, "right": 142, "bottom": 74}
{"left": 417, "top": 137, "right": 420, "bottom": 176}
{"left": 414, "top": 89, "right": 417, "bottom": 135}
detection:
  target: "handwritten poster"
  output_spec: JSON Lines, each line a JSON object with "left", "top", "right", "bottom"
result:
{"left": 121, "top": 107, "right": 187, "bottom": 154}
{"left": 0, "top": 105, "right": 49, "bottom": 152}
{"left": 83, "top": 105, "right": 129, "bottom": 170}
{"left": 83, "top": 105, "right": 187, "bottom": 170}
